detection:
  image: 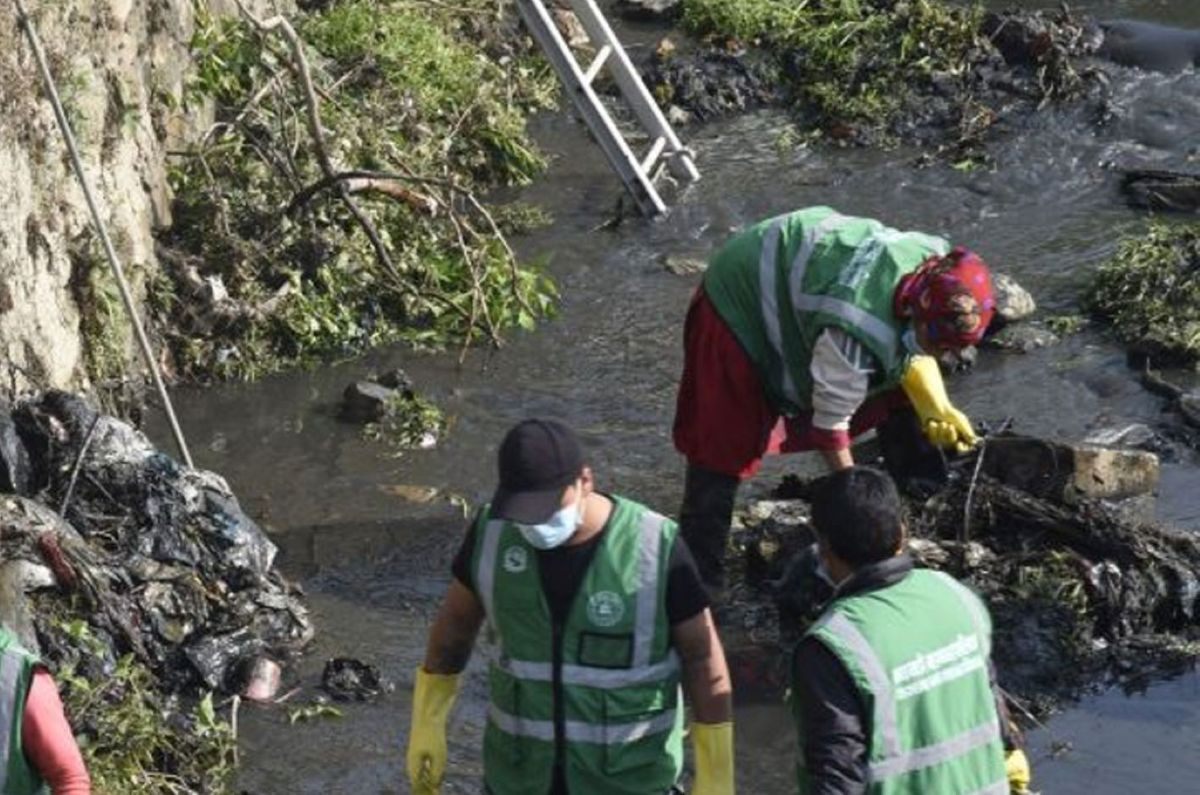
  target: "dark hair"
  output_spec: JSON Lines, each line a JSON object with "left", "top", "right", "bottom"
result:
{"left": 810, "top": 466, "right": 903, "bottom": 566}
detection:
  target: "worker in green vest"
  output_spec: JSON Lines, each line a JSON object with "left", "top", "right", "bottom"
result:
{"left": 673, "top": 206, "right": 997, "bottom": 593}
{"left": 0, "top": 625, "right": 91, "bottom": 794}
{"left": 406, "top": 418, "right": 735, "bottom": 794}
{"left": 792, "top": 466, "right": 1031, "bottom": 794}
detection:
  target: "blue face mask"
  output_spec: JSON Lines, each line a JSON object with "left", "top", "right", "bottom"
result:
{"left": 517, "top": 486, "right": 583, "bottom": 550}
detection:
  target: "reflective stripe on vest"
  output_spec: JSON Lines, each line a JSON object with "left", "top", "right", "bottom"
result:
{"left": 787, "top": 218, "right": 944, "bottom": 374}
{"left": 488, "top": 703, "right": 680, "bottom": 745}
{"left": 869, "top": 719, "right": 1001, "bottom": 780}
{"left": 758, "top": 212, "right": 849, "bottom": 406}
{"left": 476, "top": 510, "right": 680, "bottom": 687}
{"left": 758, "top": 211, "right": 943, "bottom": 398}
{"left": 0, "top": 649, "right": 17, "bottom": 792}
{"left": 496, "top": 650, "right": 681, "bottom": 689}
{"left": 476, "top": 518, "right": 505, "bottom": 643}
{"left": 817, "top": 612, "right": 901, "bottom": 758}
{"left": 632, "top": 509, "right": 665, "bottom": 667}
{"left": 758, "top": 216, "right": 795, "bottom": 405}
{"left": 813, "top": 606, "right": 999, "bottom": 783}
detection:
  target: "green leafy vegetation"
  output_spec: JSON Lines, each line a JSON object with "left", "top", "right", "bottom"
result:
{"left": 52, "top": 618, "right": 236, "bottom": 794}
{"left": 1087, "top": 222, "right": 1200, "bottom": 365}
{"left": 679, "top": 0, "right": 982, "bottom": 135}
{"left": 1044, "top": 313, "right": 1087, "bottom": 336}
{"left": 157, "top": 0, "right": 559, "bottom": 382}
{"left": 363, "top": 390, "right": 448, "bottom": 453}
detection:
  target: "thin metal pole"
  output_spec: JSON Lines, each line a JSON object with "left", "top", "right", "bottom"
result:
{"left": 14, "top": 0, "right": 194, "bottom": 468}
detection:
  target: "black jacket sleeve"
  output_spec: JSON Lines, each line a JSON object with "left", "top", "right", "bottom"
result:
{"left": 792, "top": 638, "right": 870, "bottom": 795}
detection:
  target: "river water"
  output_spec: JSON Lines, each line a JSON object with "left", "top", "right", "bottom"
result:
{"left": 144, "top": 2, "right": 1200, "bottom": 792}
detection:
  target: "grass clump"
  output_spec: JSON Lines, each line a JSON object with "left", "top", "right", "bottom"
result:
{"left": 1087, "top": 222, "right": 1200, "bottom": 366}
{"left": 679, "top": 0, "right": 982, "bottom": 135}
{"left": 158, "top": 0, "right": 559, "bottom": 382}
{"left": 1044, "top": 314, "right": 1087, "bottom": 336}
{"left": 363, "top": 390, "right": 447, "bottom": 453}
{"left": 51, "top": 618, "right": 236, "bottom": 794}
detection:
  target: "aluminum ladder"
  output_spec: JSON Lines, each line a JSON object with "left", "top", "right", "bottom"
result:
{"left": 516, "top": 0, "right": 700, "bottom": 216}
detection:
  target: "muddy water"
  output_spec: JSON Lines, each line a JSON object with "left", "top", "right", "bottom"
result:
{"left": 145, "top": 3, "right": 1200, "bottom": 792}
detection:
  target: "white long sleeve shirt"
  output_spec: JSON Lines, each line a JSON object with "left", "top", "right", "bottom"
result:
{"left": 809, "top": 328, "right": 879, "bottom": 432}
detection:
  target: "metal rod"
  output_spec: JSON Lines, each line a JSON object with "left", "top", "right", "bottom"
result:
{"left": 15, "top": 0, "right": 193, "bottom": 468}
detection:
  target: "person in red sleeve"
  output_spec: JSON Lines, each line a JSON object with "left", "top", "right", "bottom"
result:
{"left": 0, "top": 625, "right": 91, "bottom": 794}
{"left": 672, "top": 206, "right": 996, "bottom": 594}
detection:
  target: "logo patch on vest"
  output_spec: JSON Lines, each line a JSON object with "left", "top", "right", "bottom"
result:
{"left": 502, "top": 545, "right": 528, "bottom": 574}
{"left": 586, "top": 591, "right": 625, "bottom": 627}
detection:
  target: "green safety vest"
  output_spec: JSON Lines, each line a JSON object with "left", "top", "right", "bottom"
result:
{"left": 793, "top": 569, "right": 1008, "bottom": 795}
{"left": 0, "top": 628, "right": 48, "bottom": 795}
{"left": 472, "top": 497, "right": 684, "bottom": 795}
{"left": 703, "top": 206, "right": 949, "bottom": 414}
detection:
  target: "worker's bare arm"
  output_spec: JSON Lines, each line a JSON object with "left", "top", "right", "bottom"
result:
{"left": 423, "top": 579, "right": 486, "bottom": 674}
{"left": 672, "top": 608, "right": 733, "bottom": 724}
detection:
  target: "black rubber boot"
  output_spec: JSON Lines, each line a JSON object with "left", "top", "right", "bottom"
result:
{"left": 877, "top": 406, "right": 949, "bottom": 497}
{"left": 678, "top": 464, "right": 740, "bottom": 597}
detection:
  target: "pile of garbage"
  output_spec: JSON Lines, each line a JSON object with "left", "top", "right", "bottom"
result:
{"left": 722, "top": 432, "right": 1200, "bottom": 715}
{"left": 0, "top": 390, "right": 311, "bottom": 697}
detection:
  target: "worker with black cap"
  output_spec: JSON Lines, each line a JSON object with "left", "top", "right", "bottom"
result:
{"left": 406, "top": 418, "right": 735, "bottom": 795}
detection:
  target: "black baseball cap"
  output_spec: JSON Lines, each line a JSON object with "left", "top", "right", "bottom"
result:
{"left": 490, "top": 418, "right": 584, "bottom": 524}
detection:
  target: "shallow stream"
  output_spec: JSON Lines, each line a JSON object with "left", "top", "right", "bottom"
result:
{"left": 147, "top": 1, "right": 1200, "bottom": 791}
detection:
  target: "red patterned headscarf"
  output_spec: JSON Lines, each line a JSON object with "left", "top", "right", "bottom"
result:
{"left": 894, "top": 246, "right": 995, "bottom": 348}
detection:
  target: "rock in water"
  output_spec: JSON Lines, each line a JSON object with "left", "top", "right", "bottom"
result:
{"left": 992, "top": 273, "right": 1037, "bottom": 323}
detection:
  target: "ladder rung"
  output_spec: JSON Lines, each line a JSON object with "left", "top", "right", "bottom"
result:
{"left": 640, "top": 136, "right": 666, "bottom": 175}
{"left": 514, "top": 0, "right": 697, "bottom": 215}
{"left": 583, "top": 44, "right": 612, "bottom": 87}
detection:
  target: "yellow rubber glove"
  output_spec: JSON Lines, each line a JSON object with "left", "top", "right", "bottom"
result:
{"left": 1006, "top": 749, "right": 1032, "bottom": 794}
{"left": 691, "top": 722, "right": 734, "bottom": 795}
{"left": 900, "top": 355, "right": 979, "bottom": 454}
{"left": 406, "top": 667, "right": 461, "bottom": 794}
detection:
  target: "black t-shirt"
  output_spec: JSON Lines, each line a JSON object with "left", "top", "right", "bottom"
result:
{"left": 450, "top": 498, "right": 710, "bottom": 627}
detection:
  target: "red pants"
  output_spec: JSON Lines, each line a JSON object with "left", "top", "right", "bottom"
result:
{"left": 672, "top": 288, "right": 908, "bottom": 480}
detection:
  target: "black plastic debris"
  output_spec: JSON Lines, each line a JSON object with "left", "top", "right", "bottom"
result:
{"left": 0, "top": 403, "right": 32, "bottom": 495}
{"left": 1, "top": 391, "right": 312, "bottom": 700}
{"left": 321, "top": 657, "right": 385, "bottom": 702}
